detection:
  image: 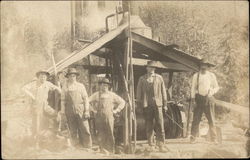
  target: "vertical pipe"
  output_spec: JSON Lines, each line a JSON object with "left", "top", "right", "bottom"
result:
{"left": 70, "top": 1, "right": 75, "bottom": 52}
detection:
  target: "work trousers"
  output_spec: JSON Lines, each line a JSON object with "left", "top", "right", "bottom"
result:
{"left": 30, "top": 103, "right": 50, "bottom": 137}
{"left": 191, "top": 94, "right": 216, "bottom": 140}
{"left": 143, "top": 105, "right": 165, "bottom": 146}
{"left": 95, "top": 112, "right": 115, "bottom": 153}
{"left": 31, "top": 111, "right": 48, "bottom": 136}
{"left": 65, "top": 112, "right": 92, "bottom": 148}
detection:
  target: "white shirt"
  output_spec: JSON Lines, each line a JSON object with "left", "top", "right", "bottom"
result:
{"left": 23, "top": 80, "right": 58, "bottom": 104}
{"left": 191, "top": 71, "right": 219, "bottom": 98}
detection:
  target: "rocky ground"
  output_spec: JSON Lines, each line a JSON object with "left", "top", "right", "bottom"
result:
{"left": 1, "top": 97, "right": 249, "bottom": 159}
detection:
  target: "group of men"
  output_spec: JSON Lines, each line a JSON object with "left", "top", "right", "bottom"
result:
{"left": 22, "top": 58, "right": 220, "bottom": 154}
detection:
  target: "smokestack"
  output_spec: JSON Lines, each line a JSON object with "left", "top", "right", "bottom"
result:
{"left": 70, "top": 1, "right": 75, "bottom": 51}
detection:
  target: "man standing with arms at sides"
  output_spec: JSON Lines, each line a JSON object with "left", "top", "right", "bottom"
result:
{"left": 190, "top": 58, "right": 220, "bottom": 144}
{"left": 60, "top": 68, "right": 92, "bottom": 148}
{"left": 89, "top": 78, "right": 125, "bottom": 155}
{"left": 22, "top": 70, "right": 61, "bottom": 148}
{"left": 136, "top": 60, "right": 168, "bottom": 152}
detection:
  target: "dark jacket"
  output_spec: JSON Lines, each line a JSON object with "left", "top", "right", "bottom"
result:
{"left": 136, "top": 73, "right": 167, "bottom": 107}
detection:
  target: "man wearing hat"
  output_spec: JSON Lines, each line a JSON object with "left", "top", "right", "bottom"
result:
{"left": 89, "top": 78, "right": 125, "bottom": 154}
{"left": 22, "top": 70, "right": 61, "bottom": 147}
{"left": 190, "top": 58, "right": 220, "bottom": 143}
{"left": 60, "top": 68, "right": 92, "bottom": 148}
{"left": 136, "top": 60, "right": 168, "bottom": 152}
{"left": 53, "top": 70, "right": 67, "bottom": 112}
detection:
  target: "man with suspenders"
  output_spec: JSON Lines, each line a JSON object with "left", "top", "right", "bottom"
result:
{"left": 89, "top": 78, "right": 125, "bottom": 154}
{"left": 60, "top": 68, "right": 92, "bottom": 148}
{"left": 190, "top": 58, "right": 220, "bottom": 143}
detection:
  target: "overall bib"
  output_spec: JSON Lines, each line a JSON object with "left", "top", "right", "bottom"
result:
{"left": 95, "top": 92, "right": 115, "bottom": 153}
{"left": 65, "top": 87, "right": 92, "bottom": 148}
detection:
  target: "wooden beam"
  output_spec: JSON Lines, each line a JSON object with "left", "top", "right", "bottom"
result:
{"left": 47, "top": 22, "right": 129, "bottom": 75}
{"left": 214, "top": 99, "right": 248, "bottom": 117}
{"left": 132, "top": 58, "right": 193, "bottom": 72}
{"left": 131, "top": 32, "right": 199, "bottom": 71}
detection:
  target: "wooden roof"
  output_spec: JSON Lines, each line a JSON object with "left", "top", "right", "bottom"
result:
{"left": 47, "top": 21, "right": 201, "bottom": 75}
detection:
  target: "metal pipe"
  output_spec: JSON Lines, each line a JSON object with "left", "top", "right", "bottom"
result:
{"left": 105, "top": 11, "right": 126, "bottom": 33}
{"left": 78, "top": 39, "right": 93, "bottom": 43}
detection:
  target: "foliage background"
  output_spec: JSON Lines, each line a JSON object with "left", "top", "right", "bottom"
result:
{"left": 131, "top": 1, "right": 249, "bottom": 108}
{"left": 1, "top": 1, "right": 249, "bottom": 109}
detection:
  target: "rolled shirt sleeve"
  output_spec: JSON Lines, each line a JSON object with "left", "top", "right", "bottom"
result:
{"left": 208, "top": 73, "right": 220, "bottom": 96}
{"left": 191, "top": 73, "right": 197, "bottom": 99}
{"left": 80, "top": 84, "right": 89, "bottom": 112}
{"left": 112, "top": 92, "right": 125, "bottom": 112}
{"left": 22, "top": 81, "right": 36, "bottom": 100}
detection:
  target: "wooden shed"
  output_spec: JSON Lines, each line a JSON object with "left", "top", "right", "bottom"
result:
{"left": 47, "top": 13, "right": 202, "bottom": 153}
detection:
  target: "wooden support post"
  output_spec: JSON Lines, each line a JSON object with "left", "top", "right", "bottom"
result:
{"left": 130, "top": 37, "right": 137, "bottom": 153}
{"left": 87, "top": 55, "right": 92, "bottom": 95}
{"left": 127, "top": 4, "right": 133, "bottom": 153}
{"left": 123, "top": 40, "right": 129, "bottom": 153}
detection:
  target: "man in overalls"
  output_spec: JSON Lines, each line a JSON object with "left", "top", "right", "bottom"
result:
{"left": 136, "top": 60, "right": 168, "bottom": 152}
{"left": 60, "top": 68, "right": 92, "bottom": 148}
{"left": 190, "top": 58, "right": 220, "bottom": 144}
{"left": 22, "top": 70, "right": 61, "bottom": 147}
{"left": 89, "top": 78, "right": 125, "bottom": 155}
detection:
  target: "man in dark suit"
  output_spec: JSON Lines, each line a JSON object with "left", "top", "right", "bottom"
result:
{"left": 136, "top": 60, "right": 168, "bottom": 152}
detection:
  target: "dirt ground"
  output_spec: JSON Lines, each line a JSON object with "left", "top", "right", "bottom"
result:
{"left": 1, "top": 98, "right": 249, "bottom": 159}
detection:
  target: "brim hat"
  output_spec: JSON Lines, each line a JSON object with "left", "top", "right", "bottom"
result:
{"left": 199, "top": 58, "right": 215, "bottom": 67}
{"left": 145, "top": 60, "right": 160, "bottom": 68}
{"left": 98, "top": 78, "right": 111, "bottom": 85}
{"left": 36, "top": 70, "right": 50, "bottom": 78}
{"left": 57, "top": 70, "right": 67, "bottom": 76}
{"left": 66, "top": 68, "right": 80, "bottom": 77}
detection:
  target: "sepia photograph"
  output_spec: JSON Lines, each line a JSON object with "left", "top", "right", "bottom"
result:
{"left": 1, "top": 0, "right": 249, "bottom": 159}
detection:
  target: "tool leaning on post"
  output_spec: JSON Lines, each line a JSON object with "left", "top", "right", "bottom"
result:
{"left": 50, "top": 51, "right": 72, "bottom": 147}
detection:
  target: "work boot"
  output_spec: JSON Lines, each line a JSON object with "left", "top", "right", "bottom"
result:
{"left": 157, "top": 141, "right": 169, "bottom": 153}
{"left": 210, "top": 138, "right": 219, "bottom": 145}
{"left": 145, "top": 145, "right": 154, "bottom": 152}
{"left": 159, "top": 145, "right": 170, "bottom": 153}
{"left": 190, "top": 136, "right": 197, "bottom": 144}
{"left": 100, "top": 148, "right": 110, "bottom": 155}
